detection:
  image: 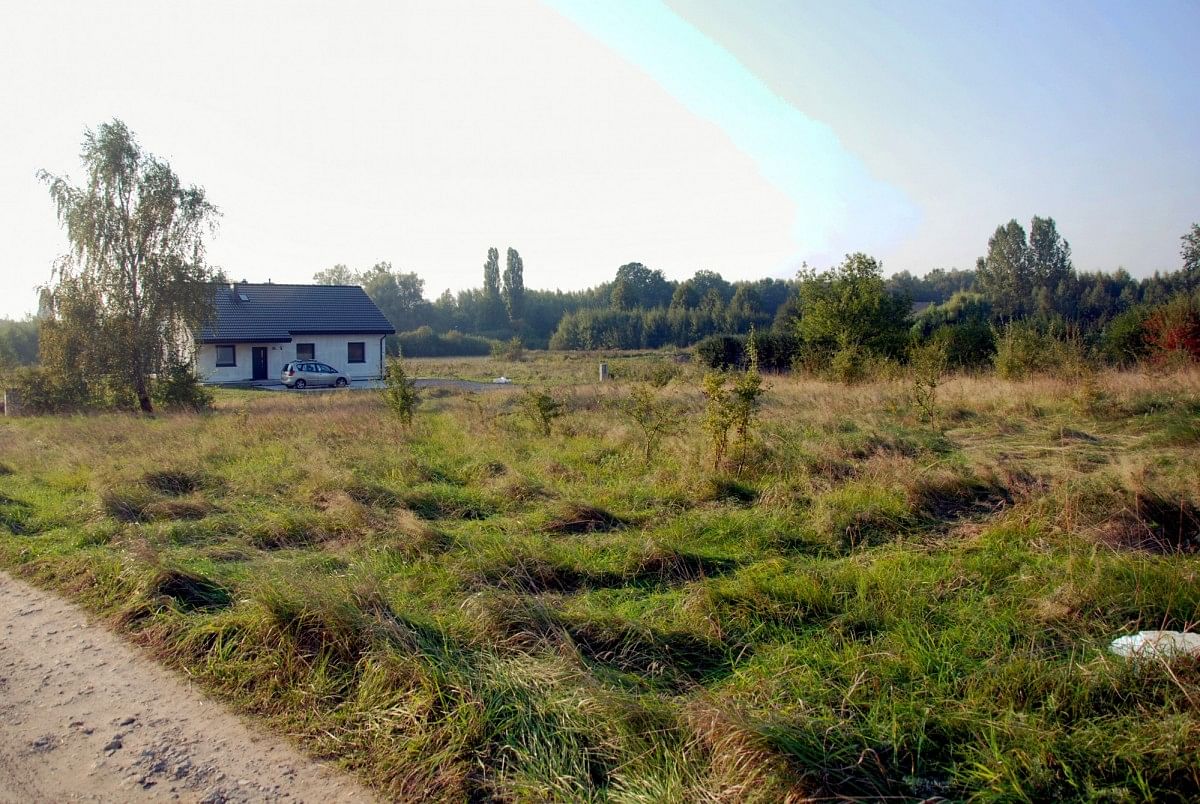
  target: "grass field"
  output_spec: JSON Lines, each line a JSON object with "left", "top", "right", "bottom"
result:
{"left": 1, "top": 355, "right": 1198, "bottom": 801}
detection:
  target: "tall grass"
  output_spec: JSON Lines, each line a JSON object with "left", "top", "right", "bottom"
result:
{"left": 0, "top": 359, "right": 1197, "bottom": 800}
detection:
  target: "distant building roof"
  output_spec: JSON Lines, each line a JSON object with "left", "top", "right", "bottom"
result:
{"left": 198, "top": 283, "right": 395, "bottom": 343}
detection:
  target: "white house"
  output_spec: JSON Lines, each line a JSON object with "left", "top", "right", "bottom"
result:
{"left": 193, "top": 282, "right": 395, "bottom": 384}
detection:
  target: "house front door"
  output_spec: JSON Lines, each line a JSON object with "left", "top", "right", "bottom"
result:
{"left": 252, "top": 347, "right": 268, "bottom": 380}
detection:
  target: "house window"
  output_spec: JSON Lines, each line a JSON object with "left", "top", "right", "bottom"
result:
{"left": 215, "top": 345, "right": 236, "bottom": 367}
{"left": 347, "top": 342, "right": 366, "bottom": 364}
{"left": 296, "top": 343, "right": 315, "bottom": 360}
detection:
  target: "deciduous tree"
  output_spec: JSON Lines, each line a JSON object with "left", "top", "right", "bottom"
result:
{"left": 503, "top": 247, "right": 525, "bottom": 325}
{"left": 38, "top": 119, "right": 217, "bottom": 412}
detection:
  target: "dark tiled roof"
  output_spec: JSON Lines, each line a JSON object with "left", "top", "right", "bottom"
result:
{"left": 198, "top": 283, "right": 395, "bottom": 343}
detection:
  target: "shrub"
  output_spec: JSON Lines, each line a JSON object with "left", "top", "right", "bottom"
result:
{"left": 829, "top": 341, "right": 871, "bottom": 384}
{"left": 521, "top": 388, "right": 564, "bottom": 436}
{"left": 908, "top": 337, "right": 948, "bottom": 424}
{"left": 152, "top": 361, "right": 213, "bottom": 411}
{"left": 5, "top": 365, "right": 90, "bottom": 413}
{"left": 694, "top": 335, "right": 743, "bottom": 370}
{"left": 391, "top": 326, "right": 495, "bottom": 357}
{"left": 1098, "top": 306, "right": 1151, "bottom": 366}
{"left": 618, "top": 383, "right": 683, "bottom": 461}
{"left": 700, "top": 335, "right": 767, "bottom": 473}
{"left": 693, "top": 331, "right": 797, "bottom": 371}
{"left": 1143, "top": 293, "right": 1200, "bottom": 366}
{"left": 382, "top": 357, "right": 419, "bottom": 425}
{"left": 993, "top": 321, "right": 1090, "bottom": 380}
{"left": 911, "top": 292, "right": 994, "bottom": 369}
{"left": 701, "top": 371, "right": 735, "bottom": 470}
{"left": 491, "top": 336, "right": 525, "bottom": 362}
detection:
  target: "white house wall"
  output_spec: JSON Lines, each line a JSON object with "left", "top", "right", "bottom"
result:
{"left": 195, "top": 334, "right": 387, "bottom": 384}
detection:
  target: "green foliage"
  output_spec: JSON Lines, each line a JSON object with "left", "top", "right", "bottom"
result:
{"left": 693, "top": 335, "right": 745, "bottom": 370}
{"left": 911, "top": 292, "right": 995, "bottom": 369}
{"left": 520, "top": 388, "right": 564, "bottom": 436}
{"left": 829, "top": 340, "right": 874, "bottom": 384}
{"left": 700, "top": 335, "right": 767, "bottom": 473}
{"left": 794, "top": 253, "right": 911, "bottom": 369}
{"left": 502, "top": 248, "right": 525, "bottom": 325}
{"left": 0, "top": 318, "right": 38, "bottom": 368}
{"left": 618, "top": 382, "right": 683, "bottom": 462}
{"left": 1181, "top": 222, "right": 1200, "bottom": 292}
{"left": 5, "top": 365, "right": 89, "bottom": 413}
{"left": 491, "top": 337, "right": 525, "bottom": 362}
{"left": 152, "top": 361, "right": 214, "bottom": 411}
{"left": 392, "top": 326, "right": 494, "bottom": 357}
{"left": 38, "top": 119, "right": 218, "bottom": 413}
{"left": 693, "top": 330, "right": 798, "bottom": 372}
{"left": 479, "top": 247, "right": 509, "bottom": 332}
{"left": 908, "top": 337, "right": 949, "bottom": 423}
{"left": 701, "top": 371, "right": 735, "bottom": 471}
{"left": 382, "top": 357, "right": 418, "bottom": 426}
{"left": 993, "top": 321, "right": 1089, "bottom": 380}
{"left": 976, "top": 216, "right": 1073, "bottom": 319}
{"left": 1098, "top": 306, "right": 1151, "bottom": 366}
{"left": 610, "top": 262, "right": 673, "bottom": 310}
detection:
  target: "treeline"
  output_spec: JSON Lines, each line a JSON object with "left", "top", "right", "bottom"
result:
{"left": 692, "top": 218, "right": 1200, "bottom": 378}
{"left": 5, "top": 217, "right": 1197, "bottom": 369}
{"left": 0, "top": 318, "right": 38, "bottom": 367}
{"left": 304, "top": 217, "right": 1198, "bottom": 362}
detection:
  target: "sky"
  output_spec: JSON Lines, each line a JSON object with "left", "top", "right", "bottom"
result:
{"left": 0, "top": 0, "right": 1197, "bottom": 319}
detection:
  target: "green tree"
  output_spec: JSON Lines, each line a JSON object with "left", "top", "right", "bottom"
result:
{"left": 502, "top": 247, "right": 525, "bottom": 325}
{"left": 0, "top": 318, "right": 39, "bottom": 368}
{"left": 1029, "top": 216, "right": 1073, "bottom": 291}
{"left": 794, "top": 253, "right": 911, "bottom": 360}
{"left": 312, "top": 264, "right": 357, "bottom": 285}
{"left": 977, "top": 216, "right": 1074, "bottom": 319}
{"left": 976, "top": 220, "right": 1033, "bottom": 319}
{"left": 610, "top": 262, "right": 672, "bottom": 310}
{"left": 479, "top": 247, "right": 507, "bottom": 331}
{"left": 382, "top": 356, "right": 419, "bottom": 426}
{"left": 38, "top": 119, "right": 217, "bottom": 412}
{"left": 358, "top": 262, "right": 427, "bottom": 332}
{"left": 1182, "top": 222, "right": 1200, "bottom": 292}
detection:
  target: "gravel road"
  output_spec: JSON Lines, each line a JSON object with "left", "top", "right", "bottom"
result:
{"left": 0, "top": 572, "right": 375, "bottom": 803}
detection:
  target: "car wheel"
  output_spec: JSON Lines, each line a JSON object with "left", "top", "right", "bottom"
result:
{"left": 335, "top": 377, "right": 348, "bottom": 387}
{"left": 294, "top": 379, "right": 306, "bottom": 389}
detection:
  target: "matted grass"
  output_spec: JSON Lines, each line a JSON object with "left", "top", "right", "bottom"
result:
{"left": 1, "top": 357, "right": 1198, "bottom": 801}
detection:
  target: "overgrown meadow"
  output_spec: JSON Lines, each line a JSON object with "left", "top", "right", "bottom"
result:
{"left": 1, "top": 354, "right": 1198, "bottom": 801}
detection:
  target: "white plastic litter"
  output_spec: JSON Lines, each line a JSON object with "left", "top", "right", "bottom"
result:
{"left": 1109, "top": 630, "right": 1200, "bottom": 659}
{"left": 493, "top": 376, "right": 512, "bottom": 384}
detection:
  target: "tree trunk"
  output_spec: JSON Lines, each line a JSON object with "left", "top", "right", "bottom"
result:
{"left": 135, "top": 372, "right": 153, "bottom": 413}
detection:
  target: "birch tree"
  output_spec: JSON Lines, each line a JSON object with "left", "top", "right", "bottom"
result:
{"left": 38, "top": 120, "right": 218, "bottom": 412}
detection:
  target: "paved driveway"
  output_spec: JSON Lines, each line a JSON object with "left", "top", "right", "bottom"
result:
{"left": 256, "top": 378, "right": 517, "bottom": 393}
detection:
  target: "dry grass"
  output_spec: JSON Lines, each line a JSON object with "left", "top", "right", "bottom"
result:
{"left": 0, "top": 358, "right": 1197, "bottom": 800}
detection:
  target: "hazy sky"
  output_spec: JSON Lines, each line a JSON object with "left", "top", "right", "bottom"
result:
{"left": 1, "top": 0, "right": 1197, "bottom": 319}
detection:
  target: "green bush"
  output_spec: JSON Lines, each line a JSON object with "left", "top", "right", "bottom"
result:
{"left": 693, "top": 335, "right": 743, "bottom": 370}
{"left": 382, "top": 357, "right": 419, "bottom": 425}
{"left": 1098, "top": 306, "right": 1150, "bottom": 366}
{"left": 5, "top": 365, "right": 90, "bottom": 413}
{"left": 491, "top": 336, "right": 525, "bottom": 361}
{"left": 693, "top": 331, "right": 797, "bottom": 371}
{"left": 829, "top": 341, "right": 871, "bottom": 384}
{"left": 993, "top": 321, "right": 1090, "bottom": 380}
{"left": 520, "top": 388, "right": 564, "bottom": 436}
{"left": 152, "top": 362, "right": 214, "bottom": 411}
{"left": 391, "top": 326, "right": 495, "bottom": 357}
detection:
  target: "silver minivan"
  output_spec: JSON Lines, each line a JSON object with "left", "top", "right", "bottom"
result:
{"left": 281, "top": 361, "right": 350, "bottom": 389}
